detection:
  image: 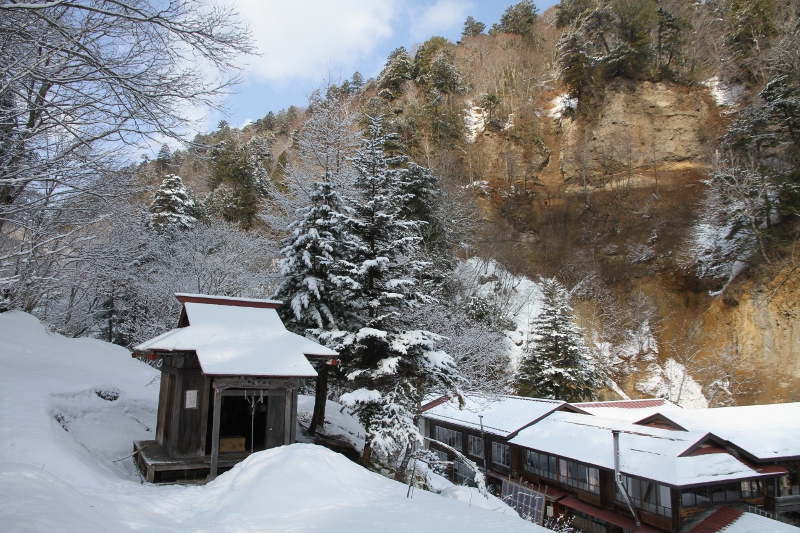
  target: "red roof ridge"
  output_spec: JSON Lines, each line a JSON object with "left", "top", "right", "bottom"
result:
{"left": 576, "top": 399, "right": 670, "bottom": 409}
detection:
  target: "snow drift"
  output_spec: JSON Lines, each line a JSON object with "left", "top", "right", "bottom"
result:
{"left": 0, "top": 311, "right": 541, "bottom": 532}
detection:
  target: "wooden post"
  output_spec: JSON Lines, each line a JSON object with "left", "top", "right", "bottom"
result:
{"left": 290, "top": 385, "right": 298, "bottom": 444}
{"left": 283, "top": 387, "right": 292, "bottom": 445}
{"left": 209, "top": 387, "right": 221, "bottom": 481}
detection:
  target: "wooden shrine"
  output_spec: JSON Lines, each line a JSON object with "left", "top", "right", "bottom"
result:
{"left": 132, "top": 293, "right": 337, "bottom": 483}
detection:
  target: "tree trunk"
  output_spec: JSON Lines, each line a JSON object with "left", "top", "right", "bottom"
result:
{"left": 308, "top": 362, "right": 329, "bottom": 435}
{"left": 360, "top": 440, "right": 372, "bottom": 467}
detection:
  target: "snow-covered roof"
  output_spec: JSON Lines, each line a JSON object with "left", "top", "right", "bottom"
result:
{"left": 135, "top": 296, "right": 336, "bottom": 377}
{"left": 509, "top": 411, "right": 780, "bottom": 488}
{"left": 571, "top": 398, "right": 682, "bottom": 422}
{"left": 634, "top": 403, "right": 800, "bottom": 461}
{"left": 688, "top": 506, "right": 800, "bottom": 533}
{"left": 422, "top": 395, "right": 567, "bottom": 438}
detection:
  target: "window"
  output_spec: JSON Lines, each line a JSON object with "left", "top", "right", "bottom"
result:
{"left": 454, "top": 459, "right": 475, "bottom": 486}
{"left": 522, "top": 450, "right": 599, "bottom": 494}
{"left": 681, "top": 486, "right": 710, "bottom": 508}
{"left": 616, "top": 475, "right": 672, "bottom": 518}
{"left": 468, "top": 435, "right": 484, "bottom": 458}
{"left": 493, "top": 442, "right": 510, "bottom": 468}
{"left": 741, "top": 480, "right": 764, "bottom": 499}
{"left": 710, "top": 482, "right": 741, "bottom": 504}
{"left": 435, "top": 426, "right": 462, "bottom": 450}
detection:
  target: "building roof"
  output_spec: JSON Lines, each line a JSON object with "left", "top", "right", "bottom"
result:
{"left": 134, "top": 295, "right": 337, "bottom": 377}
{"left": 559, "top": 496, "right": 662, "bottom": 533}
{"left": 509, "top": 411, "right": 781, "bottom": 488}
{"left": 571, "top": 398, "right": 682, "bottom": 422}
{"left": 633, "top": 403, "right": 800, "bottom": 461}
{"left": 688, "top": 507, "right": 800, "bottom": 533}
{"left": 422, "top": 395, "right": 568, "bottom": 438}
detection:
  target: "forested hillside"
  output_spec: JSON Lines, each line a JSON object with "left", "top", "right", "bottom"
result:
{"left": 2, "top": 0, "right": 799, "bottom": 479}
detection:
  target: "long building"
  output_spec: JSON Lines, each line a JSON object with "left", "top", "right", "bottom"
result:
{"left": 421, "top": 397, "right": 800, "bottom": 533}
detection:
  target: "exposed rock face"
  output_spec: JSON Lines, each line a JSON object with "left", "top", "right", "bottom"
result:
{"left": 559, "top": 80, "right": 715, "bottom": 181}
{"left": 472, "top": 79, "right": 799, "bottom": 406}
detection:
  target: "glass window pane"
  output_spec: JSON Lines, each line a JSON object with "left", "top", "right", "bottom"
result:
{"left": 559, "top": 459, "right": 568, "bottom": 478}
{"left": 681, "top": 489, "right": 695, "bottom": 507}
{"left": 568, "top": 461, "right": 578, "bottom": 480}
{"left": 696, "top": 486, "right": 710, "bottom": 505}
{"left": 712, "top": 485, "right": 726, "bottom": 503}
{"left": 549, "top": 456, "right": 557, "bottom": 474}
{"left": 726, "top": 483, "right": 739, "bottom": 502}
{"left": 659, "top": 485, "right": 671, "bottom": 508}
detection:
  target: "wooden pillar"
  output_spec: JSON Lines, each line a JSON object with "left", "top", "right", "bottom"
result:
{"left": 283, "top": 387, "right": 292, "bottom": 445}
{"left": 290, "top": 385, "right": 298, "bottom": 444}
{"left": 209, "top": 387, "right": 222, "bottom": 481}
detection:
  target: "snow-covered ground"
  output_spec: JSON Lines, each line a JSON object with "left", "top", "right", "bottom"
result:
{"left": 0, "top": 311, "right": 542, "bottom": 532}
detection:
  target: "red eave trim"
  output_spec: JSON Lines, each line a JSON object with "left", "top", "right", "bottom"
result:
{"left": 687, "top": 506, "right": 743, "bottom": 533}
{"left": 175, "top": 293, "right": 282, "bottom": 309}
{"left": 421, "top": 395, "right": 452, "bottom": 412}
{"left": 559, "top": 496, "right": 662, "bottom": 533}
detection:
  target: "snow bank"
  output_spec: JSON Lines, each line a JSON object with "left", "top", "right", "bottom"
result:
{"left": 296, "top": 394, "right": 366, "bottom": 452}
{"left": 439, "top": 486, "right": 518, "bottom": 515}
{"left": 0, "top": 311, "right": 543, "bottom": 532}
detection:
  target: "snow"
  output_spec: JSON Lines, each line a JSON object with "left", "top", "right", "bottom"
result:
{"left": 702, "top": 77, "right": 745, "bottom": 107}
{"left": 439, "top": 486, "right": 518, "bottom": 515}
{"left": 423, "top": 395, "right": 566, "bottom": 438}
{"left": 0, "top": 311, "right": 545, "bottom": 532}
{"left": 296, "top": 395, "right": 366, "bottom": 452}
{"left": 135, "top": 301, "right": 336, "bottom": 377}
{"left": 456, "top": 258, "right": 544, "bottom": 371}
{"left": 637, "top": 358, "right": 709, "bottom": 410}
{"left": 548, "top": 94, "right": 577, "bottom": 119}
{"left": 464, "top": 102, "right": 488, "bottom": 143}
{"left": 340, "top": 388, "right": 382, "bottom": 406}
{"left": 638, "top": 403, "right": 800, "bottom": 461}
{"left": 509, "top": 411, "right": 774, "bottom": 487}
{"left": 720, "top": 512, "right": 800, "bottom": 533}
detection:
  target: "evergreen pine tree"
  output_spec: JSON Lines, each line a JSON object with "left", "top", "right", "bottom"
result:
{"left": 377, "top": 47, "right": 414, "bottom": 99}
{"left": 462, "top": 16, "right": 486, "bottom": 37}
{"left": 515, "top": 278, "right": 600, "bottom": 401}
{"left": 148, "top": 174, "right": 198, "bottom": 229}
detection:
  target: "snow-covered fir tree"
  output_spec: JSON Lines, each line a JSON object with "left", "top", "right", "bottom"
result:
{"left": 334, "top": 116, "right": 461, "bottom": 473}
{"left": 273, "top": 180, "right": 355, "bottom": 333}
{"left": 515, "top": 277, "right": 600, "bottom": 402}
{"left": 271, "top": 91, "right": 361, "bottom": 434}
{"left": 148, "top": 174, "right": 198, "bottom": 229}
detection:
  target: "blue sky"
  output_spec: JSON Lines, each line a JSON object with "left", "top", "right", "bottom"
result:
{"left": 205, "top": 0, "right": 559, "bottom": 132}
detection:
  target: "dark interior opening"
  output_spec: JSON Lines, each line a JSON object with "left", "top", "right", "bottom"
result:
{"left": 206, "top": 392, "right": 268, "bottom": 454}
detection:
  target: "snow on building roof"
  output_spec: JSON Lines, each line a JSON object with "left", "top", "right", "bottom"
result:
{"left": 134, "top": 297, "right": 337, "bottom": 377}
{"left": 634, "top": 402, "right": 800, "bottom": 461}
{"left": 509, "top": 411, "right": 779, "bottom": 488}
{"left": 688, "top": 506, "right": 800, "bottom": 533}
{"left": 422, "top": 395, "right": 567, "bottom": 438}
{"left": 571, "top": 398, "right": 682, "bottom": 422}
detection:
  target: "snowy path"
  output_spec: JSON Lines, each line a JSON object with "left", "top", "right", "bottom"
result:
{"left": 0, "top": 311, "right": 540, "bottom": 532}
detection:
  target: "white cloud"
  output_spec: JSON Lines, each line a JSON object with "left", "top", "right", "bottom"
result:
{"left": 407, "top": 0, "right": 474, "bottom": 42}
{"left": 231, "top": 0, "right": 400, "bottom": 83}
